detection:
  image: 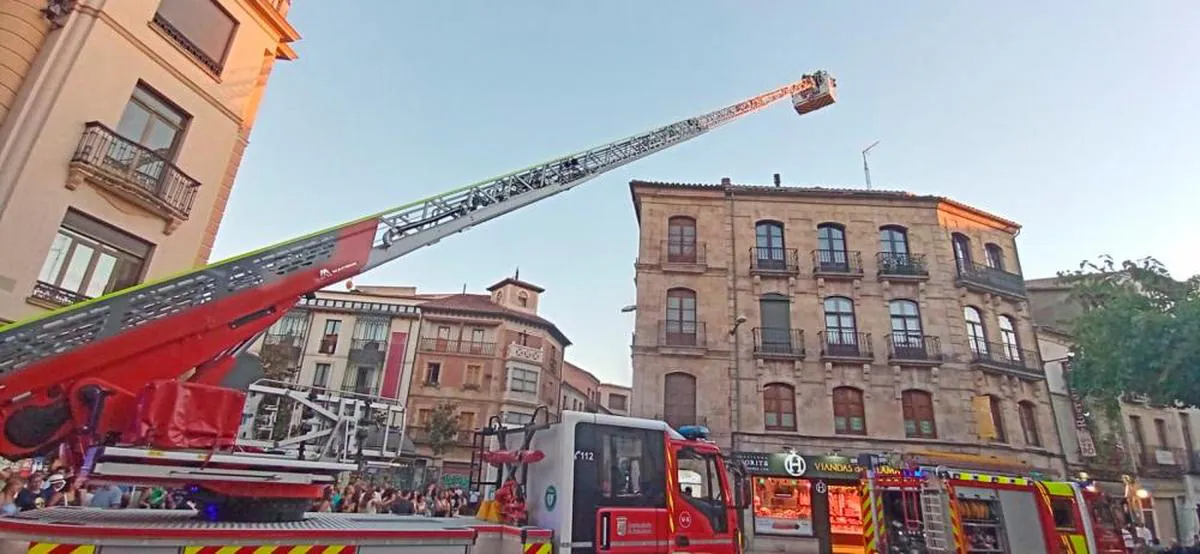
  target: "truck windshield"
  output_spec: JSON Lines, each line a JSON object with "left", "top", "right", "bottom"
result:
{"left": 676, "top": 448, "right": 728, "bottom": 533}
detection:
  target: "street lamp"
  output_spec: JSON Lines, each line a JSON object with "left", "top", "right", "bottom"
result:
{"left": 620, "top": 305, "right": 637, "bottom": 313}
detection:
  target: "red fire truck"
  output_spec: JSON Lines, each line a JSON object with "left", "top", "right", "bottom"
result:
{"left": 0, "top": 72, "right": 837, "bottom": 552}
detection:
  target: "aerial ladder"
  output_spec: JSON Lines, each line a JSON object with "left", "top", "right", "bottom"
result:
{"left": 0, "top": 71, "right": 836, "bottom": 522}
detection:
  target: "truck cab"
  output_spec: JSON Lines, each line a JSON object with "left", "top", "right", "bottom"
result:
{"left": 519, "top": 411, "right": 743, "bottom": 553}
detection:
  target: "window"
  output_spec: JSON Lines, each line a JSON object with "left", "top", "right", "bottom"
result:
{"left": 964, "top": 307, "right": 988, "bottom": 355}
{"left": 665, "top": 288, "right": 698, "bottom": 346}
{"left": 988, "top": 395, "right": 1007, "bottom": 443}
{"left": 1130, "top": 415, "right": 1146, "bottom": 453}
{"left": 434, "top": 325, "right": 451, "bottom": 350}
{"left": 509, "top": 367, "right": 538, "bottom": 393}
{"left": 758, "top": 293, "right": 793, "bottom": 353}
{"left": 459, "top": 411, "right": 476, "bottom": 429}
{"left": 273, "top": 313, "right": 308, "bottom": 336}
{"left": 763, "top": 384, "right": 797, "bottom": 431}
{"left": 562, "top": 395, "right": 568, "bottom": 408}
{"left": 36, "top": 210, "right": 151, "bottom": 302}
{"left": 608, "top": 394, "right": 628, "bottom": 411}
{"left": 1049, "top": 497, "right": 1079, "bottom": 531}
{"left": 464, "top": 364, "right": 482, "bottom": 388}
{"left": 346, "top": 365, "right": 376, "bottom": 395}
{"left": 503, "top": 411, "right": 533, "bottom": 426}
{"left": 832, "top": 387, "right": 866, "bottom": 435}
{"left": 425, "top": 362, "right": 441, "bottom": 385}
{"left": 312, "top": 363, "right": 330, "bottom": 388}
{"left": 417, "top": 409, "right": 433, "bottom": 426}
{"left": 319, "top": 320, "right": 341, "bottom": 354}
{"left": 902, "top": 390, "right": 937, "bottom": 438}
{"left": 663, "top": 372, "right": 697, "bottom": 427}
{"left": 517, "top": 291, "right": 529, "bottom": 307}
{"left": 667, "top": 216, "right": 698, "bottom": 263}
{"left": 1154, "top": 418, "right": 1169, "bottom": 447}
{"left": 889, "top": 300, "right": 923, "bottom": 347}
{"left": 985, "top": 243, "right": 1005, "bottom": 270}
{"left": 998, "top": 315, "right": 1020, "bottom": 361}
{"left": 879, "top": 226, "right": 909, "bottom": 255}
{"left": 1019, "top": 401, "right": 1041, "bottom": 447}
{"left": 353, "top": 318, "right": 388, "bottom": 342}
{"left": 152, "top": 0, "right": 238, "bottom": 74}
{"left": 471, "top": 328, "right": 485, "bottom": 344}
{"left": 816, "top": 223, "right": 849, "bottom": 269}
{"left": 823, "top": 296, "right": 859, "bottom": 354}
{"left": 951, "top": 233, "right": 972, "bottom": 268}
{"left": 754, "top": 221, "right": 786, "bottom": 269}
{"left": 115, "top": 84, "right": 188, "bottom": 161}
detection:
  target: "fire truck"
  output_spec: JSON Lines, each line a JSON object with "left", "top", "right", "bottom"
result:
{"left": 0, "top": 72, "right": 838, "bottom": 552}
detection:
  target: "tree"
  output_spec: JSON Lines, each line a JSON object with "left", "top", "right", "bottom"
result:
{"left": 1060, "top": 256, "right": 1200, "bottom": 414}
{"left": 257, "top": 347, "right": 300, "bottom": 439}
{"left": 425, "top": 402, "right": 462, "bottom": 471}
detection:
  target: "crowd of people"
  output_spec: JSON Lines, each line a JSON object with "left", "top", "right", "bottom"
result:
{"left": 315, "top": 482, "right": 479, "bottom": 516}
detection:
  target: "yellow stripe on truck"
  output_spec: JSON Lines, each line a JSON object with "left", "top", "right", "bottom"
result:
{"left": 28, "top": 545, "right": 96, "bottom": 554}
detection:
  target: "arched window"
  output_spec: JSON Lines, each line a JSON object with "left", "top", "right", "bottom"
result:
{"left": 664, "top": 372, "right": 697, "bottom": 427}
{"left": 823, "top": 296, "right": 860, "bottom": 356}
{"left": 758, "top": 293, "right": 793, "bottom": 353}
{"left": 985, "top": 243, "right": 1005, "bottom": 270}
{"left": 901, "top": 390, "right": 937, "bottom": 439}
{"left": 517, "top": 291, "right": 529, "bottom": 307}
{"left": 964, "top": 306, "right": 988, "bottom": 355}
{"left": 987, "top": 395, "right": 1007, "bottom": 443}
{"left": 754, "top": 221, "right": 786, "bottom": 270}
{"left": 998, "top": 315, "right": 1021, "bottom": 362}
{"left": 1018, "top": 401, "right": 1041, "bottom": 447}
{"left": 951, "top": 233, "right": 972, "bottom": 269}
{"left": 667, "top": 216, "right": 698, "bottom": 263}
{"left": 665, "top": 288, "right": 698, "bottom": 346}
{"left": 879, "top": 226, "right": 909, "bottom": 255}
{"left": 889, "top": 299, "right": 923, "bottom": 348}
{"left": 832, "top": 387, "right": 866, "bottom": 435}
{"left": 763, "top": 383, "right": 796, "bottom": 431}
{"left": 817, "top": 223, "right": 849, "bottom": 270}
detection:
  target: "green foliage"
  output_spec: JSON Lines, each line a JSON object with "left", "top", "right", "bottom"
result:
{"left": 1060, "top": 256, "right": 1200, "bottom": 412}
{"left": 426, "top": 402, "right": 461, "bottom": 459}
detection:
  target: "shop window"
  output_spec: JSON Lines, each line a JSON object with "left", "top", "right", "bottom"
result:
{"left": 1049, "top": 497, "right": 1078, "bottom": 531}
{"left": 751, "top": 477, "right": 813, "bottom": 536}
{"left": 827, "top": 485, "right": 864, "bottom": 538}
{"left": 763, "top": 383, "right": 796, "bottom": 431}
{"left": 901, "top": 390, "right": 937, "bottom": 439}
{"left": 676, "top": 447, "right": 728, "bottom": 533}
{"left": 832, "top": 387, "right": 866, "bottom": 435}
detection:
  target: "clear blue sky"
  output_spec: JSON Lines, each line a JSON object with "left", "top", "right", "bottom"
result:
{"left": 211, "top": 2, "right": 1200, "bottom": 386}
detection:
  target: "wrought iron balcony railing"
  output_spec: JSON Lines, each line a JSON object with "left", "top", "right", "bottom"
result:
{"left": 152, "top": 12, "right": 224, "bottom": 74}
{"left": 30, "top": 281, "right": 89, "bottom": 307}
{"left": 969, "top": 341, "right": 1042, "bottom": 377}
{"left": 417, "top": 338, "right": 497, "bottom": 356}
{"left": 956, "top": 261, "right": 1026, "bottom": 298}
{"left": 750, "top": 247, "right": 800, "bottom": 275}
{"left": 812, "top": 249, "right": 864, "bottom": 276}
{"left": 876, "top": 252, "right": 929, "bottom": 279}
{"left": 348, "top": 338, "right": 388, "bottom": 366}
{"left": 657, "top": 320, "right": 707, "bottom": 349}
{"left": 886, "top": 334, "right": 943, "bottom": 363}
{"left": 818, "top": 331, "right": 873, "bottom": 360}
{"left": 659, "top": 240, "right": 707, "bottom": 266}
{"left": 1138, "top": 447, "right": 1188, "bottom": 477}
{"left": 71, "top": 122, "right": 200, "bottom": 219}
{"left": 752, "top": 327, "right": 805, "bottom": 359}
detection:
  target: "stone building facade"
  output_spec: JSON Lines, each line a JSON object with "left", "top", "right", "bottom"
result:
{"left": 630, "top": 178, "right": 1062, "bottom": 474}
{"left": 0, "top": 0, "right": 300, "bottom": 323}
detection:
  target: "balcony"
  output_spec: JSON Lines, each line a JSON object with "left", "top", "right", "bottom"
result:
{"left": 67, "top": 122, "right": 200, "bottom": 234}
{"left": 652, "top": 320, "right": 708, "bottom": 354}
{"left": 752, "top": 328, "right": 805, "bottom": 360}
{"left": 417, "top": 338, "right": 496, "bottom": 356}
{"left": 750, "top": 247, "right": 800, "bottom": 276}
{"left": 1138, "top": 447, "right": 1187, "bottom": 478}
{"left": 876, "top": 252, "right": 929, "bottom": 281}
{"left": 656, "top": 240, "right": 708, "bottom": 272}
{"left": 969, "top": 341, "right": 1042, "bottom": 379}
{"left": 28, "top": 281, "right": 89, "bottom": 308}
{"left": 340, "top": 370, "right": 379, "bottom": 396}
{"left": 348, "top": 338, "right": 388, "bottom": 366}
{"left": 261, "top": 332, "right": 305, "bottom": 366}
{"left": 812, "top": 250, "right": 864, "bottom": 279}
{"left": 818, "top": 331, "right": 873, "bottom": 361}
{"left": 956, "top": 261, "right": 1026, "bottom": 299}
{"left": 507, "top": 342, "right": 545, "bottom": 364}
{"left": 409, "top": 427, "right": 474, "bottom": 446}
{"left": 1080, "top": 445, "right": 1134, "bottom": 481}
{"left": 886, "top": 334, "right": 943, "bottom": 365}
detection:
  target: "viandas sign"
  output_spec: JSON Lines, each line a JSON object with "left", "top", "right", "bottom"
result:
{"left": 733, "top": 451, "right": 898, "bottom": 480}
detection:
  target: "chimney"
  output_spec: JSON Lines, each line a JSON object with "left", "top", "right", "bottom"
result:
{"left": 773, "top": 173, "right": 781, "bottom": 187}
{"left": 720, "top": 177, "right": 731, "bottom": 185}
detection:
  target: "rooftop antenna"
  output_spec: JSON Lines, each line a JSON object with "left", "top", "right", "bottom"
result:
{"left": 514, "top": 267, "right": 520, "bottom": 281}
{"left": 862, "top": 140, "right": 880, "bottom": 190}
{"left": 462, "top": 283, "right": 467, "bottom": 294}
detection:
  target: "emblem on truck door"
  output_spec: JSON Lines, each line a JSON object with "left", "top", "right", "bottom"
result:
{"left": 679, "top": 511, "right": 693, "bottom": 529}
{"left": 544, "top": 485, "right": 557, "bottom": 511}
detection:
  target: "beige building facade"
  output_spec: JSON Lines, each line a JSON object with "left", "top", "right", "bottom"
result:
{"left": 0, "top": 0, "right": 299, "bottom": 324}
{"left": 630, "top": 179, "right": 1062, "bottom": 475}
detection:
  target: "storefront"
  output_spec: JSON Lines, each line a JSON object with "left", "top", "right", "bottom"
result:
{"left": 733, "top": 451, "right": 875, "bottom": 554}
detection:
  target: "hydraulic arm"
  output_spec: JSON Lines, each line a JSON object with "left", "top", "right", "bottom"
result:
{"left": 0, "top": 72, "right": 836, "bottom": 461}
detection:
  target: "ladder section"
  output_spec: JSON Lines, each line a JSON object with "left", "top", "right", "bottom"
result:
{"left": 921, "top": 484, "right": 951, "bottom": 553}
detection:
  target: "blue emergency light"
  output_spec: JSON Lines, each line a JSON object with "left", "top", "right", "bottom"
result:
{"left": 678, "top": 425, "right": 710, "bottom": 440}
